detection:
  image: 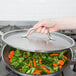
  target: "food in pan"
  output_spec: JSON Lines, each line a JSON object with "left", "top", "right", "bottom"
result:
{"left": 8, "top": 49, "right": 70, "bottom": 75}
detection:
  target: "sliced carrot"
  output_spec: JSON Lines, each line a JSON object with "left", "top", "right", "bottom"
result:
{"left": 11, "top": 55, "right": 14, "bottom": 57}
{"left": 33, "top": 72, "right": 40, "bottom": 75}
{"left": 26, "top": 55, "right": 28, "bottom": 57}
{"left": 19, "top": 68, "right": 22, "bottom": 72}
{"left": 59, "top": 60, "right": 64, "bottom": 66}
{"left": 33, "top": 58, "right": 37, "bottom": 67}
{"left": 63, "top": 55, "right": 70, "bottom": 61}
{"left": 39, "top": 59, "right": 42, "bottom": 64}
{"left": 63, "top": 55, "right": 68, "bottom": 60}
{"left": 8, "top": 54, "right": 14, "bottom": 59}
{"left": 40, "top": 65, "right": 51, "bottom": 74}
{"left": 53, "top": 63, "right": 58, "bottom": 67}
{"left": 27, "top": 63, "right": 31, "bottom": 67}
{"left": 50, "top": 54, "right": 59, "bottom": 57}
{"left": 32, "top": 69, "right": 42, "bottom": 75}
{"left": 59, "top": 65, "right": 62, "bottom": 69}
{"left": 8, "top": 54, "right": 11, "bottom": 59}
{"left": 32, "top": 69, "right": 37, "bottom": 75}
{"left": 10, "top": 51, "right": 14, "bottom": 55}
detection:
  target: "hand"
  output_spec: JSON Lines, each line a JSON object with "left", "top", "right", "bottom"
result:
{"left": 30, "top": 17, "right": 76, "bottom": 34}
{"left": 30, "top": 18, "right": 60, "bottom": 34}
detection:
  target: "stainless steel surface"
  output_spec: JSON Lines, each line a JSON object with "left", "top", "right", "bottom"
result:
{"left": 22, "top": 28, "right": 54, "bottom": 40}
{"left": 1, "top": 29, "right": 75, "bottom": 52}
{"left": 48, "top": 32, "right": 55, "bottom": 40}
{"left": 0, "top": 31, "right": 3, "bottom": 36}
{"left": 22, "top": 28, "right": 36, "bottom": 38}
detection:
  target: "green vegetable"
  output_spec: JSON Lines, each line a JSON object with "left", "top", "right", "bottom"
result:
{"left": 37, "top": 64, "right": 43, "bottom": 70}
{"left": 53, "top": 56, "right": 59, "bottom": 64}
{"left": 30, "top": 61, "right": 33, "bottom": 68}
{"left": 9, "top": 49, "right": 69, "bottom": 75}
{"left": 42, "top": 58, "right": 52, "bottom": 65}
{"left": 27, "top": 51, "right": 31, "bottom": 56}
{"left": 53, "top": 66, "right": 59, "bottom": 71}
{"left": 30, "top": 67, "right": 36, "bottom": 74}
{"left": 43, "top": 65, "right": 55, "bottom": 73}
{"left": 48, "top": 57, "right": 53, "bottom": 61}
{"left": 18, "top": 57, "right": 24, "bottom": 63}
{"left": 23, "top": 52, "right": 26, "bottom": 58}
{"left": 23, "top": 61, "right": 27, "bottom": 65}
{"left": 11, "top": 61, "right": 19, "bottom": 69}
{"left": 62, "top": 57, "right": 66, "bottom": 63}
{"left": 11, "top": 57, "right": 18, "bottom": 63}
{"left": 33, "top": 53, "right": 39, "bottom": 58}
{"left": 14, "top": 49, "right": 22, "bottom": 57}
{"left": 26, "top": 69, "right": 31, "bottom": 74}
{"left": 26, "top": 67, "right": 36, "bottom": 74}
{"left": 41, "top": 70, "right": 47, "bottom": 74}
{"left": 22, "top": 65, "right": 29, "bottom": 73}
{"left": 26, "top": 57, "right": 32, "bottom": 63}
{"left": 59, "top": 50, "right": 66, "bottom": 58}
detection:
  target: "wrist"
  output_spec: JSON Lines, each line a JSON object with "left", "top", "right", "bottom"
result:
{"left": 54, "top": 18, "right": 67, "bottom": 31}
{"left": 53, "top": 19, "right": 61, "bottom": 31}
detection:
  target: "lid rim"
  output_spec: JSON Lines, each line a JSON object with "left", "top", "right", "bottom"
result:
{"left": 2, "top": 30, "right": 75, "bottom": 53}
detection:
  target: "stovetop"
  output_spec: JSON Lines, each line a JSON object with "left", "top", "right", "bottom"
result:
{"left": 0, "top": 21, "right": 76, "bottom": 76}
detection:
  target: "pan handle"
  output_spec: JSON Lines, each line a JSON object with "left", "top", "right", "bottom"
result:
{"left": 70, "top": 48, "right": 76, "bottom": 64}
{"left": 0, "top": 31, "right": 4, "bottom": 36}
{"left": 70, "top": 48, "right": 76, "bottom": 72}
{"left": 0, "top": 56, "right": 2, "bottom": 62}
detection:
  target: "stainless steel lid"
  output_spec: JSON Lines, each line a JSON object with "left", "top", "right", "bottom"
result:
{"left": 2, "top": 29, "right": 75, "bottom": 52}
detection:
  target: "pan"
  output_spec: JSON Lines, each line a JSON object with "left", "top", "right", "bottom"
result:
{"left": 1, "top": 45, "right": 74, "bottom": 76}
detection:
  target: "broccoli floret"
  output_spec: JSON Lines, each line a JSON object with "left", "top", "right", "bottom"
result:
{"left": 11, "top": 57, "right": 18, "bottom": 63}
{"left": 18, "top": 57, "right": 24, "bottom": 63}
{"left": 11, "top": 61, "right": 20, "bottom": 69}
{"left": 27, "top": 51, "right": 31, "bottom": 56}
{"left": 14, "top": 49, "right": 22, "bottom": 57}
{"left": 23, "top": 52, "right": 27, "bottom": 58}
{"left": 22, "top": 65, "right": 29, "bottom": 73}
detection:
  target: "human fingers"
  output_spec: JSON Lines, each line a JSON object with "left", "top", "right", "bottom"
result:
{"left": 44, "top": 29, "right": 48, "bottom": 34}
{"left": 33, "top": 21, "right": 45, "bottom": 29}
{"left": 40, "top": 27, "right": 47, "bottom": 34}
{"left": 36, "top": 27, "right": 42, "bottom": 33}
{"left": 29, "top": 27, "right": 42, "bottom": 34}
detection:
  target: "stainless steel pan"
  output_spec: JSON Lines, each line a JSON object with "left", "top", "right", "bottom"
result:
{"left": 1, "top": 45, "right": 73, "bottom": 76}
